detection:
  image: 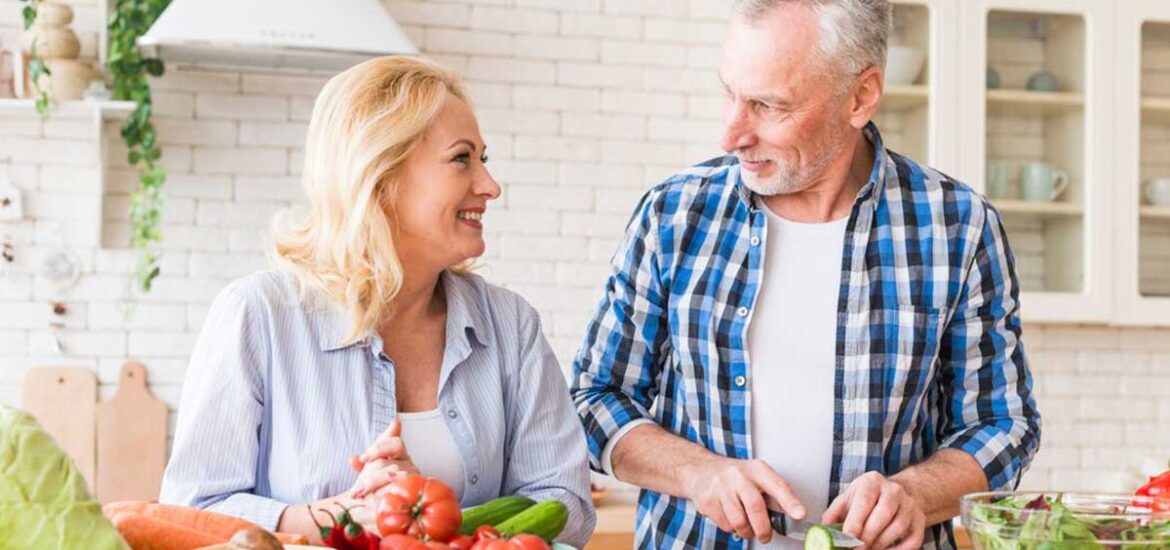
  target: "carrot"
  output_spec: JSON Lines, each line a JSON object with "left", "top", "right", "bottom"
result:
{"left": 108, "top": 512, "right": 224, "bottom": 550}
{"left": 103, "top": 502, "right": 261, "bottom": 540}
{"left": 274, "top": 532, "right": 310, "bottom": 545}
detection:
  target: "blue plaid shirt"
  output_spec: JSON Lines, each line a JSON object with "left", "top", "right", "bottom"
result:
{"left": 570, "top": 124, "right": 1041, "bottom": 550}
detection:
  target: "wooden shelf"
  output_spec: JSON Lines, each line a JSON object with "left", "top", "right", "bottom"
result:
{"left": 1140, "top": 205, "right": 1170, "bottom": 219}
{"left": 1142, "top": 96, "right": 1170, "bottom": 124}
{"left": 986, "top": 89, "right": 1084, "bottom": 116}
{"left": 0, "top": 99, "right": 136, "bottom": 119}
{"left": 993, "top": 199, "right": 1083, "bottom": 217}
{"left": 880, "top": 84, "right": 929, "bottom": 111}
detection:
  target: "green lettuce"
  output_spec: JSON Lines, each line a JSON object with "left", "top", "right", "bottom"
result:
{"left": 0, "top": 406, "right": 128, "bottom": 550}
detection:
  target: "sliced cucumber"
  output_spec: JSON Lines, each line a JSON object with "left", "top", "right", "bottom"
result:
{"left": 803, "top": 524, "right": 836, "bottom": 550}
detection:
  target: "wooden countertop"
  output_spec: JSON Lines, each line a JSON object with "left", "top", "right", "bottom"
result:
{"left": 585, "top": 502, "right": 973, "bottom": 549}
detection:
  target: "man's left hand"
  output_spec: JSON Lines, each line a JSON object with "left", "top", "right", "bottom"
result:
{"left": 821, "top": 471, "right": 924, "bottom": 550}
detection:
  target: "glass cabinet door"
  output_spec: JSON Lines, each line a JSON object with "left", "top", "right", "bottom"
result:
{"left": 958, "top": 0, "right": 1111, "bottom": 323}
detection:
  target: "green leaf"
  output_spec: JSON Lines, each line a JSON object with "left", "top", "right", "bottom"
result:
{"left": 141, "top": 128, "right": 156, "bottom": 149}
{"left": 22, "top": 4, "right": 36, "bottom": 30}
{"left": 128, "top": 150, "right": 142, "bottom": 165}
{"left": 35, "top": 94, "right": 50, "bottom": 118}
{"left": 144, "top": 59, "right": 164, "bottom": 77}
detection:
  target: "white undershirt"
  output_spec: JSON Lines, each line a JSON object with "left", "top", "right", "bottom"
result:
{"left": 397, "top": 409, "right": 466, "bottom": 501}
{"left": 747, "top": 201, "right": 847, "bottom": 550}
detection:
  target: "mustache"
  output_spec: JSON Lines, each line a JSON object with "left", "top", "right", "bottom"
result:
{"left": 736, "top": 150, "right": 777, "bottom": 163}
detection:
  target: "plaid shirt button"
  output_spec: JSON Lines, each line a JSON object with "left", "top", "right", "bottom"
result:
{"left": 736, "top": 306, "right": 748, "bottom": 317}
{"left": 750, "top": 236, "right": 761, "bottom": 246}
{"left": 734, "top": 375, "right": 746, "bottom": 387}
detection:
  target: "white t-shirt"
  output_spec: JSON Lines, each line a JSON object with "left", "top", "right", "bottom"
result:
{"left": 747, "top": 201, "right": 847, "bottom": 549}
{"left": 398, "top": 409, "right": 466, "bottom": 501}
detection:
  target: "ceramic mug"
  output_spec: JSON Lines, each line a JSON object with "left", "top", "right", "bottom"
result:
{"left": 1020, "top": 162, "right": 1068, "bottom": 202}
{"left": 1026, "top": 70, "right": 1059, "bottom": 92}
{"left": 985, "top": 160, "right": 1012, "bottom": 199}
{"left": 1145, "top": 177, "right": 1170, "bottom": 207}
{"left": 987, "top": 66, "right": 1001, "bottom": 89}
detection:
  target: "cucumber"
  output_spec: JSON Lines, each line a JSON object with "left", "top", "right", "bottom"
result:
{"left": 494, "top": 500, "right": 570, "bottom": 541}
{"left": 459, "top": 495, "right": 538, "bottom": 535}
{"left": 803, "top": 524, "right": 836, "bottom": 550}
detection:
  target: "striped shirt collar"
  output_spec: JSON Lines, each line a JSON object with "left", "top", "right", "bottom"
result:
{"left": 313, "top": 270, "right": 492, "bottom": 353}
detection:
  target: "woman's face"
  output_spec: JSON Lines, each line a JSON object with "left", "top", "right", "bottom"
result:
{"left": 392, "top": 94, "right": 501, "bottom": 273}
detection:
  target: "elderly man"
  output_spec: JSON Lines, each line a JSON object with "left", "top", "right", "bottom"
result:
{"left": 570, "top": 1, "right": 1041, "bottom": 549}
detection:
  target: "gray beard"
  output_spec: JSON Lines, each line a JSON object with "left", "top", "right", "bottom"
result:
{"left": 739, "top": 125, "right": 850, "bottom": 197}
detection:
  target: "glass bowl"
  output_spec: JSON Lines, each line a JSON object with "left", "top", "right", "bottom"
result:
{"left": 961, "top": 492, "right": 1170, "bottom": 549}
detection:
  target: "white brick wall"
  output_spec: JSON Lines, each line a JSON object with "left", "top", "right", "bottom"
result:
{"left": 0, "top": 0, "right": 1167, "bottom": 500}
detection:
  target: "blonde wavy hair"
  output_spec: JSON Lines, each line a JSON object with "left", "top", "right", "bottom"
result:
{"left": 270, "top": 56, "right": 471, "bottom": 344}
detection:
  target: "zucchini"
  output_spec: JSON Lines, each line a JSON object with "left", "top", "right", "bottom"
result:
{"left": 459, "top": 495, "right": 538, "bottom": 535}
{"left": 494, "top": 500, "right": 569, "bottom": 541}
{"left": 803, "top": 524, "right": 836, "bottom": 550}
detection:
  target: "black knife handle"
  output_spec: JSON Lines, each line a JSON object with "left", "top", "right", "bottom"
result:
{"left": 771, "top": 513, "right": 789, "bottom": 536}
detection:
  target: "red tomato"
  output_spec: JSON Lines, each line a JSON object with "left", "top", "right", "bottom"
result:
{"left": 470, "top": 540, "right": 511, "bottom": 550}
{"left": 506, "top": 534, "right": 551, "bottom": 550}
{"left": 447, "top": 535, "right": 475, "bottom": 550}
{"left": 1135, "top": 470, "right": 1170, "bottom": 512}
{"left": 376, "top": 475, "right": 463, "bottom": 542}
{"left": 469, "top": 535, "right": 550, "bottom": 550}
{"left": 380, "top": 534, "right": 427, "bottom": 550}
{"left": 472, "top": 525, "right": 500, "bottom": 542}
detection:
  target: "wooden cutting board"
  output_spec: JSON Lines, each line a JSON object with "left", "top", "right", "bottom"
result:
{"left": 21, "top": 367, "right": 98, "bottom": 487}
{"left": 96, "top": 361, "right": 169, "bottom": 503}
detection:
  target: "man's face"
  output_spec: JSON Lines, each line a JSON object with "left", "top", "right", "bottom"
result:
{"left": 719, "top": 4, "right": 854, "bottom": 196}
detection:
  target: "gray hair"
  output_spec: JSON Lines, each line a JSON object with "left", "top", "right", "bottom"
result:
{"left": 733, "top": 0, "right": 892, "bottom": 80}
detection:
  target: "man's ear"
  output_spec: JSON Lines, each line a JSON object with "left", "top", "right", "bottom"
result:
{"left": 848, "top": 66, "right": 885, "bottom": 129}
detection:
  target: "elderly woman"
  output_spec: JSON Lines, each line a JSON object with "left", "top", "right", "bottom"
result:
{"left": 159, "top": 57, "right": 595, "bottom": 547}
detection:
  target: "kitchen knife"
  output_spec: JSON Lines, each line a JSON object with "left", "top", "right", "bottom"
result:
{"left": 769, "top": 512, "right": 864, "bottom": 548}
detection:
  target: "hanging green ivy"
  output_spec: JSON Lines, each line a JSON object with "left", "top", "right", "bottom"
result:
{"left": 107, "top": 0, "right": 170, "bottom": 293}
{"left": 20, "top": 0, "right": 53, "bottom": 118}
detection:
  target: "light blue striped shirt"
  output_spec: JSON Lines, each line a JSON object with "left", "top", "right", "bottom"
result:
{"left": 160, "top": 269, "right": 596, "bottom": 547}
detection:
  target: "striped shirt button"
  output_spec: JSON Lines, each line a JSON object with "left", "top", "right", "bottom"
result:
{"left": 736, "top": 306, "right": 749, "bottom": 317}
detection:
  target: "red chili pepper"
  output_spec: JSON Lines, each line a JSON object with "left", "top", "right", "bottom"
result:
{"left": 334, "top": 503, "right": 381, "bottom": 549}
{"left": 1135, "top": 469, "right": 1170, "bottom": 512}
{"left": 309, "top": 505, "right": 348, "bottom": 548}
{"left": 316, "top": 507, "right": 357, "bottom": 550}
{"left": 344, "top": 518, "right": 380, "bottom": 548}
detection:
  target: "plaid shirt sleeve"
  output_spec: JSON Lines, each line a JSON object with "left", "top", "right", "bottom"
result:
{"left": 937, "top": 200, "right": 1042, "bottom": 491}
{"left": 570, "top": 187, "right": 670, "bottom": 472}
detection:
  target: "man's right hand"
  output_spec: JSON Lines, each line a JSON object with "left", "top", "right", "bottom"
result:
{"left": 682, "top": 457, "right": 807, "bottom": 543}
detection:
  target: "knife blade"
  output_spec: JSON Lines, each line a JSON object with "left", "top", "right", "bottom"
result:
{"left": 769, "top": 512, "right": 864, "bottom": 548}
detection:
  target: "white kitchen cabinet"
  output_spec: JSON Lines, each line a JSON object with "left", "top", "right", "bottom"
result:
{"left": 1114, "top": 2, "right": 1170, "bottom": 326}
{"left": 953, "top": 0, "right": 1114, "bottom": 323}
{"left": 875, "top": 0, "right": 960, "bottom": 174}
